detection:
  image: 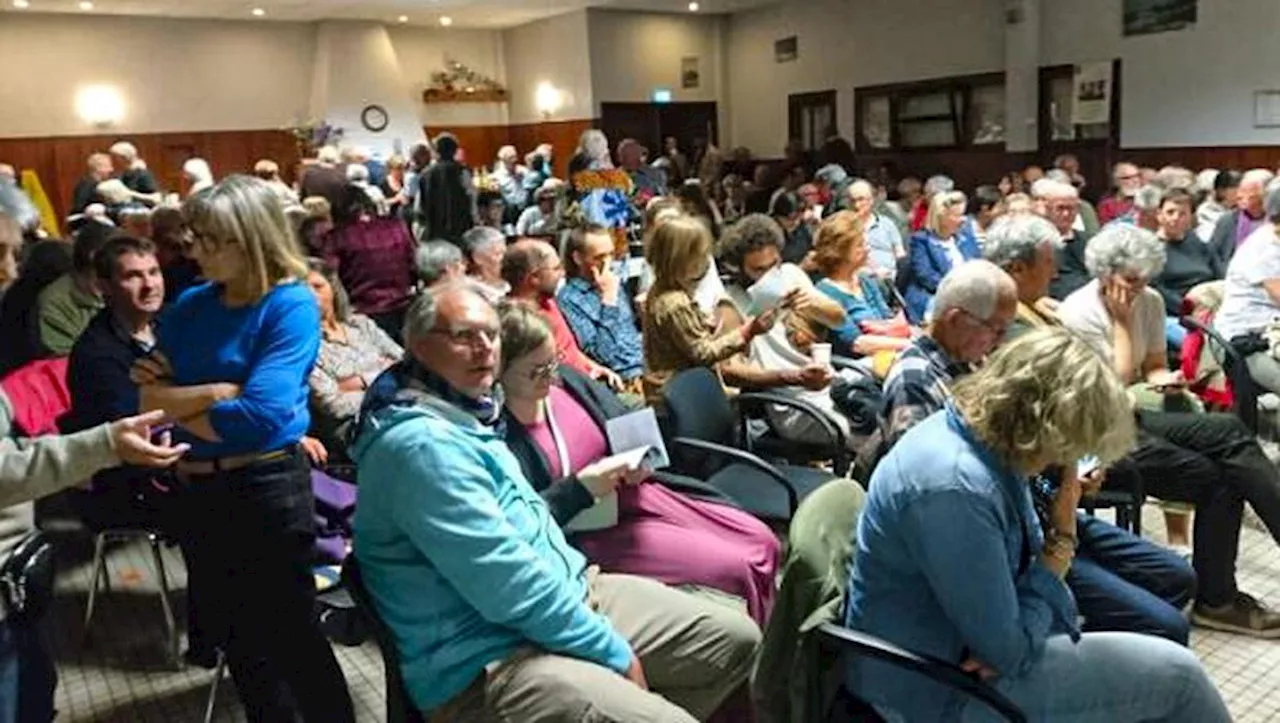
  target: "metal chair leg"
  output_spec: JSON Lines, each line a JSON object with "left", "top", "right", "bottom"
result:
{"left": 82, "top": 532, "right": 109, "bottom": 638}
{"left": 204, "top": 650, "right": 227, "bottom": 723}
{"left": 148, "top": 534, "right": 180, "bottom": 667}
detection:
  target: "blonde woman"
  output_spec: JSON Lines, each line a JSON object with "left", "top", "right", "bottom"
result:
{"left": 641, "top": 215, "right": 777, "bottom": 402}
{"left": 903, "top": 190, "right": 980, "bottom": 323}
{"left": 847, "top": 327, "right": 1229, "bottom": 723}
{"left": 131, "top": 175, "right": 354, "bottom": 721}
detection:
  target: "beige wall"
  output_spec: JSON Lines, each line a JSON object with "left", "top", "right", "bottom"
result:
{"left": 587, "top": 9, "right": 726, "bottom": 108}
{"left": 388, "top": 25, "right": 509, "bottom": 128}
{"left": 502, "top": 10, "right": 595, "bottom": 124}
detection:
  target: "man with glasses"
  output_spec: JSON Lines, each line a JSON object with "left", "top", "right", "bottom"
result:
{"left": 504, "top": 238, "right": 624, "bottom": 390}
{"left": 350, "top": 282, "right": 760, "bottom": 722}
{"left": 1099, "top": 162, "right": 1143, "bottom": 225}
{"left": 846, "top": 179, "right": 905, "bottom": 282}
{"left": 1034, "top": 179, "right": 1092, "bottom": 300}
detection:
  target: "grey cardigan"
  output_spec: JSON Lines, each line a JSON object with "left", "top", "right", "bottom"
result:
{"left": 0, "top": 391, "right": 120, "bottom": 621}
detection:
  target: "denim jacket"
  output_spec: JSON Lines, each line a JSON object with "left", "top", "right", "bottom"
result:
{"left": 844, "top": 405, "right": 1079, "bottom": 721}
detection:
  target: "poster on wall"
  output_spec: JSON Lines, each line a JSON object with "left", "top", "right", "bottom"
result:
{"left": 1123, "top": 0, "right": 1197, "bottom": 36}
{"left": 1071, "top": 62, "right": 1113, "bottom": 125}
{"left": 681, "top": 57, "right": 700, "bottom": 89}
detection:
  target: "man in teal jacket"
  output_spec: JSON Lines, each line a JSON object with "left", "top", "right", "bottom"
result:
{"left": 351, "top": 281, "right": 759, "bottom": 721}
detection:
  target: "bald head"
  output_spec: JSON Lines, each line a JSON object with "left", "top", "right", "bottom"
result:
{"left": 502, "top": 238, "right": 563, "bottom": 299}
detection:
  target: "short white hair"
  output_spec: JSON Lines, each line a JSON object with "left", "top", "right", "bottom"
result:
{"left": 1132, "top": 185, "right": 1164, "bottom": 212}
{"left": 109, "top": 141, "right": 138, "bottom": 161}
{"left": 1030, "top": 178, "right": 1077, "bottom": 200}
{"left": 846, "top": 179, "right": 874, "bottom": 199}
{"left": 415, "top": 240, "right": 464, "bottom": 286}
{"left": 924, "top": 174, "right": 954, "bottom": 196}
{"left": 316, "top": 145, "right": 341, "bottom": 165}
{"left": 983, "top": 214, "right": 1063, "bottom": 269}
{"left": 1196, "top": 169, "right": 1219, "bottom": 194}
{"left": 1084, "top": 224, "right": 1166, "bottom": 279}
{"left": 182, "top": 158, "right": 212, "bottom": 183}
{"left": 462, "top": 226, "right": 505, "bottom": 257}
{"left": 1242, "top": 168, "right": 1276, "bottom": 190}
{"left": 933, "top": 259, "right": 1017, "bottom": 320}
{"left": 345, "top": 163, "right": 370, "bottom": 183}
{"left": 497, "top": 145, "right": 518, "bottom": 162}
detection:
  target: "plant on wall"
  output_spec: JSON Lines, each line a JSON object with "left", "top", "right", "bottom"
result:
{"left": 288, "top": 119, "right": 346, "bottom": 157}
{"left": 423, "top": 58, "right": 508, "bottom": 103}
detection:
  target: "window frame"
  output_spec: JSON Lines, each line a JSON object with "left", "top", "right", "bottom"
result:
{"left": 854, "top": 71, "right": 1007, "bottom": 153}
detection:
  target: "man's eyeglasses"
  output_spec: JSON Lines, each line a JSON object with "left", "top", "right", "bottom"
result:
{"left": 428, "top": 326, "right": 499, "bottom": 348}
{"left": 961, "top": 309, "right": 1010, "bottom": 337}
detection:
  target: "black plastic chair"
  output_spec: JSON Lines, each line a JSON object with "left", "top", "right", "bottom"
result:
{"left": 1079, "top": 457, "right": 1145, "bottom": 536}
{"left": 1179, "top": 315, "right": 1260, "bottom": 433}
{"left": 819, "top": 623, "right": 1027, "bottom": 723}
{"left": 661, "top": 367, "right": 837, "bottom": 523}
{"left": 341, "top": 558, "right": 425, "bottom": 723}
{"left": 737, "top": 390, "right": 852, "bottom": 476}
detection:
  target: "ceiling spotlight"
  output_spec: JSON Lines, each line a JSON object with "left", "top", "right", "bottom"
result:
{"left": 439, "top": 15, "right": 453, "bottom": 26}
{"left": 252, "top": 7, "right": 264, "bottom": 16}
{"left": 78, "top": 0, "right": 93, "bottom": 9}
{"left": 398, "top": 15, "right": 408, "bottom": 22}
{"left": 13, "top": 0, "right": 30, "bottom": 8}
{"left": 688, "top": 1, "right": 699, "bottom": 10}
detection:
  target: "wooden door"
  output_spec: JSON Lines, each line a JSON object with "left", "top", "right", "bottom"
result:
{"left": 789, "top": 91, "right": 837, "bottom": 153}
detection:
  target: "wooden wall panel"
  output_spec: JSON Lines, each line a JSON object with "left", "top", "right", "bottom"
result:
{"left": 425, "top": 119, "right": 594, "bottom": 180}
{"left": 0, "top": 129, "right": 300, "bottom": 229}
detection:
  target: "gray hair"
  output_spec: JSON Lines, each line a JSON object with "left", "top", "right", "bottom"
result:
{"left": 815, "top": 164, "right": 848, "bottom": 186}
{"left": 182, "top": 158, "right": 212, "bottom": 183}
{"left": 933, "top": 259, "right": 1017, "bottom": 320}
{"left": 1264, "top": 181, "right": 1280, "bottom": 222}
{"left": 316, "top": 145, "right": 341, "bottom": 165}
{"left": 0, "top": 177, "right": 38, "bottom": 230}
{"left": 924, "top": 174, "right": 954, "bottom": 196}
{"left": 1044, "top": 168, "right": 1072, "bottom": 184}
{"left": 462, "top": 226, "right": 505, "bottom": 259}
{"left": 1084, "top": 224, "right": 1167, "bottom": 279}
{"left": 983, "top": 214, "right": 1063, "bottom": 269}
{"left": 109, "top": 141, "right": 138, "bottom": 161}
{"left": 846, "top": 179, "right": 874, "bottom": 199}
{"left": 1030, "top": 178, "right": 1076, "bottom": 200}
{"left": 345, "top": 164, "right": 370, "bottom": 183}
{"left": 1242, "top": 168, "right": 1276, "bottom": 190}
{"left": 415, "top": 240, "right": 464, "bottom": 286}
{"left": 1132, "top": 185, "right": 1164, "bottom": 212}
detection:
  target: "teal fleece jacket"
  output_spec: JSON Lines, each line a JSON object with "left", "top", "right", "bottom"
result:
{"left": 350, "top": 387, "right": 633, "bottom": 713}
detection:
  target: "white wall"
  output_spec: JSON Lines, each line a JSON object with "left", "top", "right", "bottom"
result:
{"left": 1042, "top": 0, "right": 1280, "bottom": 147}
{"left": 503, "top": 10, "right": 595, "bottom": 124}
{"left": 725, "top": 0, "right": 1005, "bottom": 154}
{"left": 0, "top": 13, "right": 509, "bottom": 140}
{"left": 587, "top": 9, "right": 726, "bottom": 107}
{"left": 0, "top": 13, "right": 316, "bottom": 137}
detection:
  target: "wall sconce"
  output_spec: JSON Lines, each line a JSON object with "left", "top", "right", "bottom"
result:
{"left": 75, "top": 85, "right": 125, "bottom": 127}
{"left": 535, "top": 81, "right": 563, "bottom": 119}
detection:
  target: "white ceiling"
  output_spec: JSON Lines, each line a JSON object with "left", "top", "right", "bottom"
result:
{"left": 1, "top": 0, "right": 777, "bottom": 28}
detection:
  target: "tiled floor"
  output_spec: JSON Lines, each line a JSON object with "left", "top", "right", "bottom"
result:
{"left": 37, "top": 504, "right": 1280, "bottom": 722}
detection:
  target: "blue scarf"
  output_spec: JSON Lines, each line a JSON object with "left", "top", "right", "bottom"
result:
{"left": 355, "top": 358, "right": 507, "bottom": 441}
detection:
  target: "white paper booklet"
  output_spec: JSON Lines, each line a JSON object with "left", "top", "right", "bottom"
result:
{"left": 604, "top": 407, "right": 670, "bottom": 470}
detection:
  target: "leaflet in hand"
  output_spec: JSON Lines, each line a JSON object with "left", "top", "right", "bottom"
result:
{"left": 604, "top": 407, "right": 670, "bottom": 471}
{"left": 746, "top": 266, "right": 789, "bottom": 314}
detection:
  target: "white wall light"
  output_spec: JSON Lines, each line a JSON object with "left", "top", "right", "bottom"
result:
{"left": 535, "top": 81, "right": 563, "bottom": 119}
{"left": 75, "top": 85, "right": 125, "bottom": 127}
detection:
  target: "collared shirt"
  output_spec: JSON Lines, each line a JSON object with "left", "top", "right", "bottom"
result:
{"left": 557, "top": 277, "right": 644, "bottom": 381}
{"left": 864, "top": 214, "right": 904, "bottom": 279}
{"left": 880, "top": 335, "right": 971, "bottom": 449}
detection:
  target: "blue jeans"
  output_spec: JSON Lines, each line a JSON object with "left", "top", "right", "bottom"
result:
{"left": 1166, "top": 316, "right": 1187, "bottom": 349}
{"left": 961, "top": 632, "right": 1229, "bottom": 723}
{"left": 0, "top": 617, "right": 56, "bottom": 723}
{"left": 1067, "top": 514, "right": 1196, "bottom": 644}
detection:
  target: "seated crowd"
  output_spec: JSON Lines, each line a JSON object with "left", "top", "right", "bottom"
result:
{"left": 1, "top": 132, "right": 1279, "bottom": 723}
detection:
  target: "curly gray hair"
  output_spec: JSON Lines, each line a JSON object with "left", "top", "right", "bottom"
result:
{"left": 1084, "top": 224, "right": 1167, "bottom": 280}
{"left": 983, "top": 214, "right": 1064, "bottom": 269}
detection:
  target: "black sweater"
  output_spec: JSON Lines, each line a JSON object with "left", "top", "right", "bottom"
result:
{"left": 1153, "top": 232, "right": 1222, "bottom": 316}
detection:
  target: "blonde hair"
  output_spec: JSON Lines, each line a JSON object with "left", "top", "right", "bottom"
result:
{"left": 646, "top": 214, "right": 712, "bottom": 296}
{"left": 925, "top": 190, "right": 968, "bottom": 236}
{"left": 812, "top": 210, "right": 866, "bottom": 277}
{"left": 952, "top": 327, "right": 1135, "bottom": 471}
{"left": 182, "top": 174, "right": 308, "bottom": 300}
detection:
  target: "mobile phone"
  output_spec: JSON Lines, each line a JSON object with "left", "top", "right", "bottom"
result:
{"left": 1076, "top": 455, "right": 1101, "bottom": 479}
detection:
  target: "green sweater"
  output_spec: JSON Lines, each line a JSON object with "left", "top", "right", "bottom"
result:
{"left": 36, "top": 274, "right": 104, "bottom": 356}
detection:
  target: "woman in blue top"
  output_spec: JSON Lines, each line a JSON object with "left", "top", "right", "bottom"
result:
{"left": 812, "top": 211, "right": 913, "bottom": 360}
{"left": 132, "top": 176, "right": 354, "bottom": 722}
{"left": 845, "top": 328, "right": 1228, "bottom": 723}
{"left": 903, "top": 190, "right": 981, "bottom": 323}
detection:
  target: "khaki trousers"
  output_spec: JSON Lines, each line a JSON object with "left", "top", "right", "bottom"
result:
{"left": 431, "top": 573, "right": 760, "bottom": 722}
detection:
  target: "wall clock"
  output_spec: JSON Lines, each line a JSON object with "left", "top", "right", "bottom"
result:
{"left": 361, "top": 104, "right": 389, "bottom": 133}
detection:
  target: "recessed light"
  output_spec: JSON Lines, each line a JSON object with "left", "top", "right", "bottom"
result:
{"left": 688, "top": 1, "right": 699, "bottom": 10}
{"left": 13, "top": 0, "right": 30, "bottom": 8}
{"left": 439, "top": 15, "right": 452, "bottom": 26}
{"left": 252, "top": 7, "right": 264, "bottom": 16}
{"left": 397, "top": 15, "right": 408, "bottom": 23}
{"left": 78, "top": 0, "right": 93, "bottom": 9}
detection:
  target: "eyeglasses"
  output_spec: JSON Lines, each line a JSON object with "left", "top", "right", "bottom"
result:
{"left": 528, "top": 352, "right": 564, "bottom": 381}
{"left": 428, "top": 325, "right": 499, "bottom": 349}
{"left": 961, "top": 309, "right": 1010, "bottom": 337}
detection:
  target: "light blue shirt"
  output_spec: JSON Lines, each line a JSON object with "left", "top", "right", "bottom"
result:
{"left": 844, "top": 405, "right": 1079, "bottom": 721}
{"left": 865, "top": 214, "right": 904, "bottom": 280}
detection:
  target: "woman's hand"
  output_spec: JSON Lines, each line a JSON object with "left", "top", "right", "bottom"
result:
{"left": 1102, "top": 278, "right": 1137, "bottom": 327}
{"left": 1147, "top": 368, "right": 1186, "bottom": 394}
{"left": 130, "top": 351, "right": 175, "bottom": 386}
{"left": 577, "top": 456, "right": 634, "bottom": 499}
{"left": 1049, "top": 471, "right": 1083, "bottom": 538}
{"left": 789, "top": 364, "right": 833, "bottom": 391}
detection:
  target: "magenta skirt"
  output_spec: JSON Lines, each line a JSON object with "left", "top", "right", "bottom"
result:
{"left": 572, "top": 482, "right": 781, "bottom": 626}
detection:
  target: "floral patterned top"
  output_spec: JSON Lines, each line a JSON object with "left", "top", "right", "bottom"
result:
{"left": 308, "top": 314, "right": 403, "bottom": 435}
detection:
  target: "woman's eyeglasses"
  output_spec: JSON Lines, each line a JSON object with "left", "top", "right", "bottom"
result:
{"left": 528, "top": 353, "right": 564, "bottom": 381}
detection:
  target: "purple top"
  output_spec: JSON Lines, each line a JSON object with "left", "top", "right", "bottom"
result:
{"left": 525, "top": 386, "right": 610, "bottom": 479}
{"left": 321, "top": 217, "right": 417, "bottom": 315}
{"left": 1237, "top": 211, "right": 1266, "bottom": 248}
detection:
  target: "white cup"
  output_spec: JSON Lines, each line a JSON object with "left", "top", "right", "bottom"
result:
{"left": 810, "top": 343, "right": 832, "bottom": 367}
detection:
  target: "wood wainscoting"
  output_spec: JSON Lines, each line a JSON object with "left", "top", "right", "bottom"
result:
{"left": 440, "top": 118, "right": 594, "bottom": 179}
{"left": 0, "top": 129, "right": 301, "bottom": 227}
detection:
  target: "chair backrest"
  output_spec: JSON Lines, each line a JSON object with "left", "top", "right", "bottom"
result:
{"left": 0, "top": 357, "right": 71, "bottom": 436}
{"left": 340, "top": 558, "right": 426, "bottom": 723}
{"left": 661, "top": 367, "right": 738, "bottom": 477}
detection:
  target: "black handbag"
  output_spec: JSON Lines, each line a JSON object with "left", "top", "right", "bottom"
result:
{"left": 0, "top": 530, "right": 55, "bottom": 622}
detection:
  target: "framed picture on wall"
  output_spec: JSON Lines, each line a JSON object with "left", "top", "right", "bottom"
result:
{"left": 775, "top": 36, "right": 798, "bottom": 63}
{"left": 1254, "top": 91, "right": 1280, "bottom": 128}
{"left": 681, "top": 57, "right": 700, "bottom": 89}
{"left": 1123, "top": 0, "right": 1196, "bottom": 37}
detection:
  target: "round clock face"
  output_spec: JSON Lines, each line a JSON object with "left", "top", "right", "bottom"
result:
{"left": 361, "top": 104, "right": 389, "bottom": 132}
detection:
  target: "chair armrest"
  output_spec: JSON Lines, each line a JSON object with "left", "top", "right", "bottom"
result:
{"left": 1179, "top": 315, "right": 1260, "bottom": 430}
{"left": 818, "top": 623, "right": 1026, "bottom": 723}
{"left": 1178, "top": 316, "right": 1246, "bottom": 366}
{"left": 671, "top": 437, "right": 799, "bottom": 517}
{"left": 737, "top": 390, "right": 848, "bottom": 467}
{"left": 648, "top": 470, "right": 738, "bottom": 506}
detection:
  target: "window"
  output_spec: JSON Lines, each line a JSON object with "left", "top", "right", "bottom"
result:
{"left": 855, "top": 72, "right": 1005, "bottom": 152}
{"left": 789, "top": 91, "right": 838, "bottom": 152}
